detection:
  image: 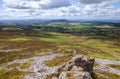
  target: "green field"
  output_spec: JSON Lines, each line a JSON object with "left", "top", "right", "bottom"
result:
{"left": 0, "top": 22, "right": 120, "bottom": 79}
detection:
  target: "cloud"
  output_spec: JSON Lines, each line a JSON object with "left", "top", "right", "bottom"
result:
{"left": 78, "top": 0, "right": 119, "bottom": 4}
{"left": 38, "top": 0, "right": 71, "bottom": 9}
{"left": 3, "top": 0, "right": 71, "bottom": 9}
{"left": 1, "top": 0, "right": 120, "bottom": 20}
{"left": 78, "top": 0, "right": 104, "bottom": 4}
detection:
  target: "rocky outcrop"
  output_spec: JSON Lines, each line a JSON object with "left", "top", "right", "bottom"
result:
{"left": 49, "top": 54, "right": 95, "bottom": 79}
{"left": 95, "top": 58, "right": 120, "bottom": 75}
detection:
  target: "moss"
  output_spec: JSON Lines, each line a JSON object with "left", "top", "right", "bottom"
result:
{"left": 40, "top": 33, "right": 74, "bottom": 43}
{"left": 9, "top": 37, "right": 30, "bottom": 42}
{"left": 105, "top": 64, "right": 120, "bottom": 70}
{"left": 110, "top": 47, "right": 120, "bottom": 52}
{"left": 0, "top": 69, "right": 30, "bottom": 79}
{"left": 0, "top": 63, "right": 6, "bottom": 67}
{"left": 91, "top": 73, "right": 106, "bottom": 79}
{"left": 7, "top": 63, "right": 20, "bottom": 68}
{"left": 67, "top": 73, "right": 73, "bottom": 79}
{"left": 81, "top": 39, "right": 120, "bottom": 57}
{"left": 100, "top": 71, "right": 120, "bottom": 79}
{"left": 93, "top": 70, "right": 120, "bottom": 79}
{"left": 94, "top": 62, "right": 99, "bottom": 67}
{"left": 0, "top": 52, "right": 36, "bottom": 66}
{"left": 20, "top": 60, "right": 33, "bottom": 69}
{"left": 44, "top": 56, "right": 71, "bottom": 67}
{"left": 88, "top": 52, "right": 120, "bottom": 60}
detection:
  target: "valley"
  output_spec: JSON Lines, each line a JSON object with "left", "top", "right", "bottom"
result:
{"left": 0, "top": 22, "right": 120, "bottom": 79}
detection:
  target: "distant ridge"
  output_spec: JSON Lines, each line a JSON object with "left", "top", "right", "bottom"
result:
{"left": 0, "top": 19, "right": 120, "bottom": 24}
{"left": 50, "top": 19, "right": 68, "bottom": 22}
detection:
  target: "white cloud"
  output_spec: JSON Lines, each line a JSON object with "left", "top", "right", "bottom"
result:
{"left": 3, "top": 0, "right": 71, "bottom": 9}
{"left": 0, "top": 0, "right": 120, "bottom": 20}
{"left": 38, "top": 0, "right": 71, "bottom": 9}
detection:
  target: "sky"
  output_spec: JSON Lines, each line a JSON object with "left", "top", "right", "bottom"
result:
{"left": 0, "top": 0, "right": 120, "bottom": 20}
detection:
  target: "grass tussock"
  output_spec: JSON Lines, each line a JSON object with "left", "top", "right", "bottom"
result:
{"left": 44, "top": 56, "right": 71, "bottom": 67}
{"left": 0, "top": 52, "right": 36, "bottom": 66}
{"left": 105, "top": 64, "right": 120, "bottom": 70}
{"left": 9, "top": 37, "right": 30, "bottom": 42}
{"left": 7, "top": 63, "right": 20, "bottom": 68}
{"left": 88, "top": 52, "right": 120, "bottom": 60}
{"left": 41, "top": 35, "right": 74, "bottom": 43}
{"left": 93, "top": 70, "right": 120, "bottom": 79}
{"left": 94, "top": 62, "right": 99, "bottom": 67}
{"left": 20, "top": 60, "right": 33, "bottom": 69}
{"left": 0, "top": 69, "right": 30, "bottom": 79}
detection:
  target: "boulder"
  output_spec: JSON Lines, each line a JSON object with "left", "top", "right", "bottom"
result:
{"left": 58, "top": 54, "right": 94, "bottom": 79}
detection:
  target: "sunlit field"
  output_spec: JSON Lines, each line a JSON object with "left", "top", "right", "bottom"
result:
{"left": 0, "top": 22, "right": 120, "bottom": 79}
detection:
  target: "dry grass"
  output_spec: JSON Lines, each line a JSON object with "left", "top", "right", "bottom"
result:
{"left": 44, "top": 56, "right": 71, "bottom": 67}
{"left": 7, "top": 63, "right": 20, "bottom": 68}
{"left": 94, "top": 62, "right": 99, "bottom": 67}
{"left": 20, "top": 60, "right": 33, "bottom": 69}
{"left": 105, "top": 64, "right": 120, "bottom": 70}
{"left": 93, "top": 70, "right": 120, "bottom": 79}
{"left": 0, "top": 68, "right": 30, "bottom": 79}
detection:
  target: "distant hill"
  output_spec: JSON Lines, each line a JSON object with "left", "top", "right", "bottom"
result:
{"left": 0, "top": 19, "right": 120, "bottom": 26}
{"left": 50, "top": 19, "right": 69, "bottom": 22}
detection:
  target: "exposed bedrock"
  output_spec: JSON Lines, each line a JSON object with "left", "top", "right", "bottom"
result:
{"left": 50, "top": 54, "right": 95, "bottom": 79}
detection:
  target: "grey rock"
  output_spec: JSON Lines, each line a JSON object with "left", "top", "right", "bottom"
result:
{"left": 95, "top": 58, "right": 120, "bottom": 75}
{"left": 58, "top": 54, "right": 94, "bottom": 79}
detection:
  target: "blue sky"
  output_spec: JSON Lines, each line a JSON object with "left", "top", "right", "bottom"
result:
{"left": 0, "top": 0, "right": 3, "bottom": 10}
{"left": 113, "top": 2, "right": 120, "bottom": 8}
{"left": 0, "top": 0, "right": 120, "bottom": 20}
